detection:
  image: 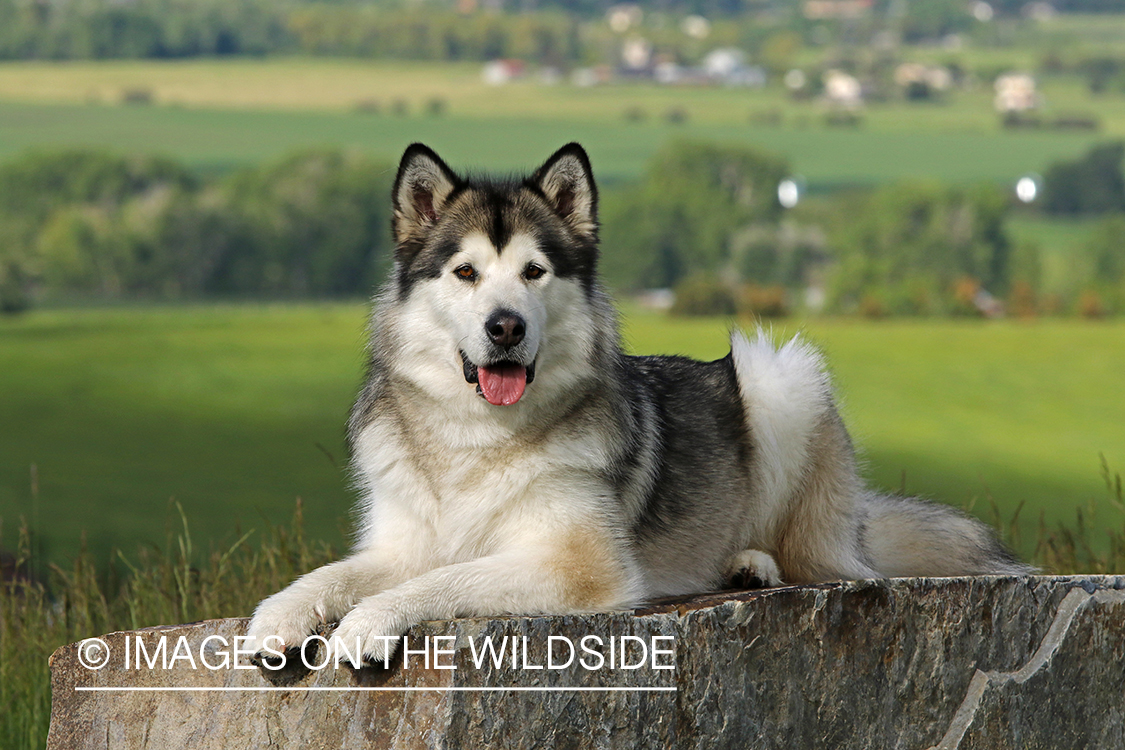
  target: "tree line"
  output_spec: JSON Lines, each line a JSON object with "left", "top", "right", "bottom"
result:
{"left": 2, "top": 0, "right": 1095, "bottom": 64}
{"left": 0, "top": 149, "right": 390, "bottom": 312}
{"left": 602, "top": 140, "right": 1125, "bottom": 318}
{"left": 2, "top": 141, "right": 1123, "bottom": 316}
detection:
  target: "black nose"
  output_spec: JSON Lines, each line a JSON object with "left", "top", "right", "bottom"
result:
{"left": 485, "top": 310, "right": 525, "bottom": 348}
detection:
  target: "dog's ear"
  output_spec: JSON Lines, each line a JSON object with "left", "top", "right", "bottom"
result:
{"left": 392, "top": 143, "right": 459, "bottom": 248}
{"left": 530, "top": 143, "right": 598, "bottom": 240}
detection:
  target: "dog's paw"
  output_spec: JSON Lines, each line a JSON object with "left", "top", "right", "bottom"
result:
{"left": 725, "top": 549, "right": 784, "bottom": 589}
{"left": 328, "top": 595, "right": 407, "bottom": 668}
{"left": 244, "top": 589, "right": 331, "bottom": 665}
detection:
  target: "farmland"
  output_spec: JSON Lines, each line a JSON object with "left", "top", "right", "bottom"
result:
{"left": 0, "top": 58, "right": 1108, "bottom": 188}
{"left": 1, "top": 303, "right": 1122, "bottom": 566}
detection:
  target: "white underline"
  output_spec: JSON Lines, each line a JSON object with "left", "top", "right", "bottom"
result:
{"left": 76, "top": 686, "right": 677, "bottom": 693}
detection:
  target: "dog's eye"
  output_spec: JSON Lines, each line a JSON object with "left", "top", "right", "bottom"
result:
{"left": 524, "top": 264, "right": 545, "bottom": 281}
{"left": 454, "top": 264, "right": 476, "bottom": 281}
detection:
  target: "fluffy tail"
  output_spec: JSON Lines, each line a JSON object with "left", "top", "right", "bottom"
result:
{"left": 729, "top": 328, "right": 1030, "bottom": 581}
{"left": 861, "top": 492, "right": 1033, "bottom": 576}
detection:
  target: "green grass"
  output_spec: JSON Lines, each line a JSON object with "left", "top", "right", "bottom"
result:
{"left": 0, "top": 304, "right": 366, "bottom": 565}
{"left": 2, "top": 303, "right": 1123, "bottom": 567}
{"left": 0, "top": 99, "right": 1101, "bottom": 189}
{"left": 1, "top": 503, "right": 337, "bottom": 750}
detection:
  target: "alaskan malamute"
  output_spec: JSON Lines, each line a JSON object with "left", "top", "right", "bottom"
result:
{"left": 247, "top": 143, "right": 1028, "bottom": 665}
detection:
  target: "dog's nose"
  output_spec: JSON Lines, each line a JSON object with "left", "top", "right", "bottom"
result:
{"left": 485, "top": 310, "right": 525, "bottom": 348}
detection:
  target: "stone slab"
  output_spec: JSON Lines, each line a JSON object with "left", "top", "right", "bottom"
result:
{"left": 47, "top": 576, "right": 1125, "bottom": 749}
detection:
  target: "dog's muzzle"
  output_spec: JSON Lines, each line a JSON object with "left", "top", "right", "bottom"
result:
{"left": 460, "top": 350, "right": 536, "bottom": 406}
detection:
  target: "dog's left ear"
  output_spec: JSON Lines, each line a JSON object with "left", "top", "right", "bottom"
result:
{"left": 530, "top": 143, "right": 598, "bottom": 239}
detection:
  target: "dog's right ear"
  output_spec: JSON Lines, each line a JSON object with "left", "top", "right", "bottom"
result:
{"left": 392, "top": 143, "right": 459, "bottom": 250}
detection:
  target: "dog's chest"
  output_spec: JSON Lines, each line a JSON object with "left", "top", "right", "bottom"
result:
{"left": 354, "top": 416, "right": 553, "bottom": 560}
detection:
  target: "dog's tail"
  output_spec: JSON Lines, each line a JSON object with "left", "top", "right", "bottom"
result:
{"left": 860, "top": 492, "right": 1033, "bottom": 576}
{"left": 728, "top": 329, "right": 1031, "bottom": 580}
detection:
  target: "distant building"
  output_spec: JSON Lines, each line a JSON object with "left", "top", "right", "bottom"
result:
{"left": 607, "top": 4, "right": 643, "bottom": 33}
{"left": 681, "top": 15, "right": 711, "bottom": 40}
{"left": 482, "top": 59, "right": 525, "bottom": 86}
{"left": 654, "top": 61, "right": 683, "bottom": 85}
{"left": 702, "top": 49, "right": 766, "bottom": 87}
{"left": 894, "top": 63, "right": 952, "bottom": 92}
{"left": 894, "top": 63, "right": 952, "bottom": 100}
{"left": 635, "top": 289, "right": 675, "bottom": 311}
{"left": 803, "top": 0, "right": 872, "bottom": 20}
{"left": 823, "top": 69, "right": 862, "bottom": 108}
{"left": 621, "top": 37, "right": 653, "bottom": 71}
{"left": 994, "top": 73, "right": 1040, "bottom": 112}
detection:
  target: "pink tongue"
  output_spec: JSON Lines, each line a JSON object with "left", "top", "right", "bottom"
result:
{"left": 478, "top": 364, "right": 527, "bottom": 406}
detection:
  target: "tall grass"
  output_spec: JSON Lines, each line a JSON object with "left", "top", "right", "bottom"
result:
{"left": 1030, "top": 456, "right": 1125, "bottom": 574}
{"left": 0, "top": 501, "right": 336, "bottom": 750}
{"left": 2, "top": 466, "right": 1124, "bottom": 750}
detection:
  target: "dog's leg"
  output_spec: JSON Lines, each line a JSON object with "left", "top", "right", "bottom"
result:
{"left": 724, "top": 549, "right": 784, "bottom": 589}
{"left": 328, "top": 530, "right": 642, "bottom": 666}
{"left": 244, "top": 550, "right": 399, "bottom": 659}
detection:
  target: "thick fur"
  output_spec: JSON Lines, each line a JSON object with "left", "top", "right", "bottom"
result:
{"left": 246, "top": 143, "right": 1029, "bottom": 665}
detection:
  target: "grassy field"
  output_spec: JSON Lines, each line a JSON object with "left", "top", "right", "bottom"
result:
{"left": 0, "top": 58, "right": 1123, "bottom": 133}
{"left": 0, "top": 58, "right": 1107, "bottom": 187}
{"left": 0, "top": 100, "right": 1100, "bottom": 188}
{"left": 1, "top": 303, "right": 1122, "bottom": 567}
{"left": 0, "top": 304, "right": 363, "bottom": 567}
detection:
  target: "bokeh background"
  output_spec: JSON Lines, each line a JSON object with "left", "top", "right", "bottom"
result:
{"left": 2, "top": 2, "right": 1125, "bottom": 744}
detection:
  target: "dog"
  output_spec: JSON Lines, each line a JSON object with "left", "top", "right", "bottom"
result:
{"left": 246, "top": 142, "right": 1029, "bottom": 666}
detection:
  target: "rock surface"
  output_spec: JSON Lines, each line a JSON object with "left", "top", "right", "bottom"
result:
{"left": 48, "top": 576, "right": 1125, "bottom": 749}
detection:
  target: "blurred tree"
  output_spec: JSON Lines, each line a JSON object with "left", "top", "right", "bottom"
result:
{"left": 825, "top": 182, "right": 1014, "bottom": 315}
{"left": 0, "top": 147, "right": 394, "bottom": 307}
{"left": 1041, "top": 142, "right": 1125, "bottom": 216}
{"left": 218, "top": 150, "right": 391, "bottom": 296}
{"left": 600, "top": 141, "right": 787, "bottom": 290}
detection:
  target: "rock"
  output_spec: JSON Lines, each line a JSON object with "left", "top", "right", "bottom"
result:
{"left": 48, "top": 576, "right": 1125, "bottom": 749}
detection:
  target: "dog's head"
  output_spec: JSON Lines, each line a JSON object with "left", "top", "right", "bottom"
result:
{"left": 384, "top": 143, "right": 603, "bottom": 408}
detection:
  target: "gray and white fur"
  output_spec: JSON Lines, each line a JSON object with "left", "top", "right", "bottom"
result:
{"left": 246, "top": 143, "right": 1029, "bottom": 665}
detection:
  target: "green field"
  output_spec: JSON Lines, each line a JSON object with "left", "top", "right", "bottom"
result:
{"left": 0, "top": 99, "right": 1101, "bottom": 189}
{"left": 2, "top": 304, "right": 1122, "bottom": 566}
{"left": 0, "top": 59, "right": 1107, "bottom": 188}
{"left": 1, "top": 59, "right": 1123, "bottom": 567}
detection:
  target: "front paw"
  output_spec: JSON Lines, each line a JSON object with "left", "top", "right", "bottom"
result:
{"left": 244, "top": 590, "right": 328, "bottom": 663}
{"left": 328, "top": 596, "right": 407, "bottom": 668}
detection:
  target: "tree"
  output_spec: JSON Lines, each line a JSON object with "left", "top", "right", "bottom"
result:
{"left": 599, "top": 141, "right": 788, "bottom": 290}
{"left": 826, "top": 182, "right": 1014, "bottom": 315}
{"left": 1042, "top": 142, "right": 1125, "bottom": 216}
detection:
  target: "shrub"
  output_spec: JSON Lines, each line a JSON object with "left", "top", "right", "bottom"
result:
{"left": 670, "top": 275, "right": 736, "bottom": 317}
{"left": 858, "top": 292, "right": 886, "bottom": 319}
{"left": 1077, "top": 289, "right": 1107, "bottom": 318}
{"left": 1008, "top": 280, "right": 1038, "bottom": 318}
{"left": 737, "top": 284, "right": 788, "bottom": 318}
{"left": 664, "top": 106, "right": 689, "bottom": 125}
